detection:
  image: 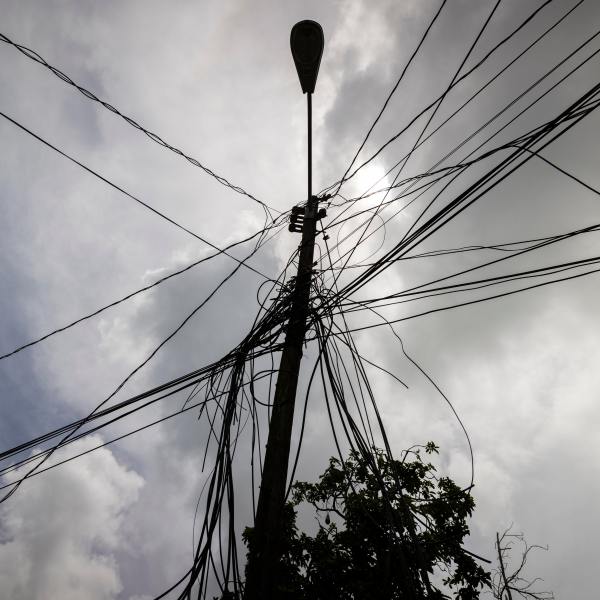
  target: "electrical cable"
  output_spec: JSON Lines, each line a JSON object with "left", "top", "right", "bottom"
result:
{"left": 0, "top": 223, "right": 283, "bottom": 362}
{"left": 0, "top": 32, "right": 279, "bottom": 217}
{"left": 0, "top": 110, "right": 275, "bottom": 280}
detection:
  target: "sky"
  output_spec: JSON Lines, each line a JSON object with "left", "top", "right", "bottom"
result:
{"left": 1, "top": 0, "right": 599, "bottom": 598}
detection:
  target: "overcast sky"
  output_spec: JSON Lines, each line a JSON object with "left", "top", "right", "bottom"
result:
{"left": 1, "top": 1, "right": 600, "bottom": 598}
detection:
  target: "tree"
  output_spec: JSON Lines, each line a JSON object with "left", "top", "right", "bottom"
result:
{"left": 244, "top": 443, "right": 490, "bottom": 599}
{"left": 492, "top": 527, "right": 554, "bottom": 600}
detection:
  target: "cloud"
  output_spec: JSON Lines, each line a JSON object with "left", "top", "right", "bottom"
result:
{"left": 0, "top": 436, "right": 143, "bottom": 600}
{"left": 1, "top": 0, "right": 600, "bottom": 597}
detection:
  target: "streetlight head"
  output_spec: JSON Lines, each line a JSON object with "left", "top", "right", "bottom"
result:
{"left": 290, "top": 20, "right": 324, "bottom": 94}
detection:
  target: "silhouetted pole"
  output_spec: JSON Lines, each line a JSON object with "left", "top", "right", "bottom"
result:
{"left": 244, "top": 20, "right": 324, "bottom": 600}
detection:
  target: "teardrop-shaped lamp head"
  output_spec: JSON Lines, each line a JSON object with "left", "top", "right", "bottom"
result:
{"left": 290, "top": 20, "right": 324, "bottom": 94}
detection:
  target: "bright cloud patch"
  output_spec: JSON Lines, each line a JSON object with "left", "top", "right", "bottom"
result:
{"left": 0, "top": 436, "right": 143, "bottom": 600}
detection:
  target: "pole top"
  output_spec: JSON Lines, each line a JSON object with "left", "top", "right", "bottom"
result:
{"left": 290, "top": 20, "right": 324, "bottom": 94}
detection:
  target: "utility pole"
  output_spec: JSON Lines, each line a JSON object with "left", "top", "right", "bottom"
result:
{"left": 244, "top": 20, "right": 324, "bottom": 600}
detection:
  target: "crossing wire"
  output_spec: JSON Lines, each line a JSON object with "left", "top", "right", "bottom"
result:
{"left": 0, "top": 31, "right": 279, "bottom": 217}
{"left": 323, "top": 0, "right": 558, "bottom": 197}
{"left": 0, "top": 224, "right": 281, "bottom": 363}
{"left": 3, "top": 3, "right": 600, "bottom": 598}
{"left": 0, "top": 110, "right": 275, "bottom": 281}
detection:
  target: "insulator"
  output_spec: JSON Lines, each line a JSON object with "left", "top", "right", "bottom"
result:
{"left": 290, "top": 209, "right": 305, "bottom": 233}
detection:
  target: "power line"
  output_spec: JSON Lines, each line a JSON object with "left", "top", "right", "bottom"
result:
{"left": 361, "top": 0, "right": 587, "bottom": 205}
{"left": 0, "top": 110, "right": 276, "bottom": 281}
{"left": 336, "top": 265, "right": 600, "bottom": 334}
{"left": 2, "top": 6, "right": 599, "bottom": 598}
{"left": 343, "top": 255, "right": 600, "bottom": 313}
{"left": 0, "top": 31, "right": 279, "bottom": 216}
{"left": 0, "top": 225, "right": 283, "bottom": 362}
{"left": 324, "top": 0, "right": 557, "bottom": 195}
{"left": 0, "top": 367, "right": 277, "bottom": 482}
{"left": 331, "top": 81, "right": 600, "bottom": 302}
{"left": 0, "top": 238, "right": 269, "bottom": 504}
{"left": 332, "top": 0, "right": 449, "bottom": 197}
{"left": 323, "top": 8, "right": 600, "bottom": 262}
{"left": 327, "top": 223, "right": 600, "bottom": 270}
{"left": 328, "top": 0, "right": 503, "bottom": 293}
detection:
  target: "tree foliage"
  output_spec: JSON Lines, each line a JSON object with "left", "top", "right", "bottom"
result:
{"left": 244, "top": 444, "right": 490, "bottom": 599}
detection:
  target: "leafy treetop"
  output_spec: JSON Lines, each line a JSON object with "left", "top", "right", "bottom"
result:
{"left": 244, "top": 444, "right": 490, "bottom": 599}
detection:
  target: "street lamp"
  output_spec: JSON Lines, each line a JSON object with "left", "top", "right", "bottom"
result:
{"left": 291, "top": 20, "right": 324, "bottom": 95}
{"left": 291, "top": 20, "right": 324, "bottom": 201}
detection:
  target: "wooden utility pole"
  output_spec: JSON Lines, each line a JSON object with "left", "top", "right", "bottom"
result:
{"left": 244, "top": 20, "right": 324, "bottom": 600}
